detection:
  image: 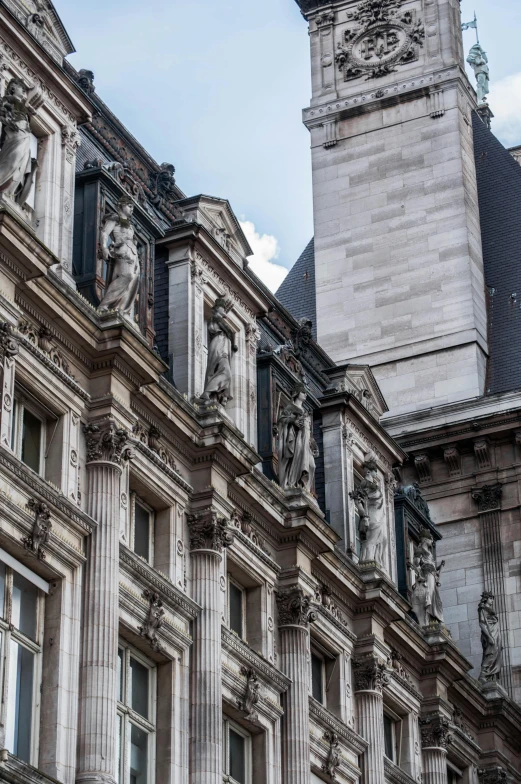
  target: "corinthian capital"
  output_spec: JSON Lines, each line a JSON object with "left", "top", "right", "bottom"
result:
{"left": 352, "top": 655, "right": 390, "bottom": 693}
{"left": 419, "top": 714, "right": 453, "bottom": 750}
{"left": 83, "top": 420, "right": 133, "bottom": 464}
{"left": 187, "top": 508, "right": 233, "bottom": 552}
{"left": 471, "top": 483, "right": 502, "bottom": 513}
{"left": 0, "top": 322, "right": 19, "bottom": 361}
{"left": 276, "top": 587, "right": 317, "bottom": 628}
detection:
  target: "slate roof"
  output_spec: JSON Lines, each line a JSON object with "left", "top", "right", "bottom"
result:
{"left": 275, "top": 238, "right": 317, "bottom": 338}
{"left": 472, "top": 111, "right": 521, "bottom": 395}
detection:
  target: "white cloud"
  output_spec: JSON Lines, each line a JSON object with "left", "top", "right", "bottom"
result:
{"left": 240, "top": 220, "right": 288, "bottom": 293}
{"left": 490, "top": 71, "right": 521, "bottom": 148}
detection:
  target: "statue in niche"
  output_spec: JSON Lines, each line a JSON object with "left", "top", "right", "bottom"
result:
{"left": 98, "top": 196, "right": 140, "bottom": 315}
{"left": 478, "top": 591, "right": 502, "bottom": 684}
{"left": 410, "top": 528, "right": 445, "bottom": 626}
{"left": 467, "top": 43, "right": 489, "bottom": 105}
{"left": 200, "top": 296, "right": 237, "bottom": 406}
{"left": 0, "top": 78, "right": 38, "bottom": 207}
{"left": 277, "top": 383, "right": 317, "bottom": 493}
{"left": 350, "top": 454, "right": 386, "bottom": 564}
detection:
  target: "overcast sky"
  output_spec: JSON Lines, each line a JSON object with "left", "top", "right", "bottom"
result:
{"left": 57, "top": 0, "right": 521, "bottom": 291}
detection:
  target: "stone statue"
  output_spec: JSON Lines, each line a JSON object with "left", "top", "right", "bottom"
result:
{"left": 277, "top": 383, "right": 317, "bottom": 493}
{"left": 467, "top": 43, "right": 489, "bottom": 105}
{"left": 0, "top": 77, "right": 38, "bottom": 206}
{"left": 350, "top": 454, "right": 386, "bottom": 564}
{"left": 200, "top": 297, "right": 238, "bottom": 406}
{"left": 478, "top": 591, "right": 502, "bottom": 684}
{"left": 410, "top": 528, "right": 444, "bottom": 626}
{"left": 98, "top": 196, "right": 140, "bottom": 315}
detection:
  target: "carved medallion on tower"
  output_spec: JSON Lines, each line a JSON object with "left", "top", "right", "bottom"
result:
{"left": 335, "top": 0, "right": 425, "bottom": 81}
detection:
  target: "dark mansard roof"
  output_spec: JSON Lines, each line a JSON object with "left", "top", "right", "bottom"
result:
{"left": 277, "top": 114, "right": 521, "bottom": 399}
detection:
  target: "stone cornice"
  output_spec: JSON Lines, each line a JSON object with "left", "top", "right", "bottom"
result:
{"left": 383, "top": 758, "right": 417, "bottom": 784}
{"left": 119, "top": 544, "right": 200, "bottom": 621}
{"left": 130, "top": 438, "right": 193, "bottom": 494}
{"left": 0, "top": 752, "right": 62, "bottom": 784}
{"left": 221, "top": 625, "right": 291, "bottom": 692}
{"left": 0, "top": 444, "right": 96, "bottom": 535}
{"left": 16, "top": 331, "right": 90, "bottom": 401}
{"left": 308, "top": 697, "right": 367, "bottom": 754}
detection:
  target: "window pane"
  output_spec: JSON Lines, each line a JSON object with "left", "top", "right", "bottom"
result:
{"left": 311, "top": 653, "right": 323, "bottom": 703}
{"left": 118, "top": 648, "right": 123, "bottom": 702}
{"left": 0, "top": 562, "right": 5, "bottom": 619}
{"left": 229, "top": 582, "right": 243, "bottom": 638}
{"left": 130, "top": 656, "right": 149, "bottom": 719}
{"left": 21, "top": 408, "right": 42, "bottom": 473}
{"left": 229, "top": 728, "right": 246, "bottom": 784}
{"left": 12, "top": 571, "right": 38, "bottom": 639}
{"left": 6, "top": 640, "right": 34, "bottom": 762}
{"left": 383, "top": 714, "right": 394, "bottom": 760}
{"left": 134, "top": 502, "right": 150, "bottom": 562}
{"left": 130, "top": 724, "right": 148, "bottom": 784}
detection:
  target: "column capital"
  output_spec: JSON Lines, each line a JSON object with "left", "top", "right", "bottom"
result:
{"left": 276, "top": 586, "right": 317, "bottom": 628}
{"left": 419, "top": 713, "right": 453, "bottom": 750}
{"left": 471, "top": 483, "right": 502, "bottom": 513}
{"left": 83, "top": 419, "right": 133, "bottom": 465}
{"left": 352, "top": 654, "right": 390, "bottom": 693}
{"left": 0, "top": 321, "right": 19, "bottom": 360}
{"left": 477, "top": 766, "right": 508, "bottom": 784}
{"left": 187, "top": 507, "right": 233, "bottom": 553}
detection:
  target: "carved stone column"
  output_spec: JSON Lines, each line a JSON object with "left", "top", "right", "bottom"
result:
{"left": 419, "top": 714, "right": 452, "bottom": 784}
{"left": 471, "top": 484, "right": 513, "bottom": 697}
{"left": 188, "top": 509, "right": 233, "bottom": 784}
{"left": 0, "top": 322, "right": 19, "bottom": 449}
{"left": 277, "top": 587, "right": 316, "bottom": 784}
{"left": 353, "top": 655, "right": 389, "bottom": 784}
{"left": 77, "top": 421, "right": 132, "bottom": 784}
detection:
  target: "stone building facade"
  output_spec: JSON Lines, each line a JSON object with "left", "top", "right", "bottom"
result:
{"left": 0, "top": 3, "right": 521, "bottom": 784}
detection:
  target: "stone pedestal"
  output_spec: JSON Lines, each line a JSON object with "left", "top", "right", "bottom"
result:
{"left": 420, "top": 714, "right": 452, "bottom": 784}
{"left": 277, "top": 587, "right": 316, "bottom": 784}
{"left": 77, "top": 421, "right": 131, "bottom": 784}
{"left": 188, "top": 509, "right": 233, "bottom": 784}
{"left": 353, "top": 656, "right": 388, "bottom": 784}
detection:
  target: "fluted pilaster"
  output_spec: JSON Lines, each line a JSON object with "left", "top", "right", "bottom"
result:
{"left": 277, "top": 587, "right": 316, "bottom": 784}
{"left": 0, "top": 322, "right": 18, "bottom": 450}
{"left": 353, "top": 655, "right": 389, "bottom": 784}
{"left": 77, "top": 422, "right": 131, "bottom": 784}
{"left": 188, "top": 509, "right": 232, "bottom": 784}
{"left": 420, "top": 714, "right": 452, "bottom": 784}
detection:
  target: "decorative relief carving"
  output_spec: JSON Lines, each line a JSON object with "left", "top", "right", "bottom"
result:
{"left": 322, "top": 730, "right": 341, "bottom": 779}
{"left": 471, "top": 483, "right": 502, "bottom": 513}
{"left": 335, "top": 0, "right": 425, "bottom": 82}
{"left": 195, "top": 252, "right": 256, "bottom": 320}
{"left": 477, "top": 767, "right": 508, "bottom": 784}
{"left": 395, "top": 482, "right": 433, "bottom": 522}
{"left": 419, "top": 714, "right": 452, "bottom": 749}
{"left": 22, "top": 498, "right": 51, "bottom": 559}
{"left": 389, "top": 648, "right": 413, "bottom": 688}
{"left": 237, "top": 666, "right": 260, "bottom": 722}
{"left": 138, "top": 588, "right": 165, "bottom": 653}
{"left": 0, "top": 322, "right": 19, "bottom": 360}
{"left": 352, "top": 655, "right": 390, "bottom": 693}
{"left": 187, "top": 508, "right": 233, "bottom": 552}
{"left": 474, "top": 438, "right": 491, "bottom": 469}
{"left": 315, "top": 11, "right": 335, "bottom": 27}
{"left": 276, "top": 587, "right": 317, "bottom": 628}
{"left": 83, "top": 420, "right": 133, "bottom": 465}
{"left": 314, "top": 584, "right": 347, "bottom": 627}
{"left": 451, "top": 706, "right": 473, "bottom": 740}
{"left": 231, "top": 509, "right": 270, "bottom": 555}
{"left": 443, "top": 444, "right": 461, "bottom": 476}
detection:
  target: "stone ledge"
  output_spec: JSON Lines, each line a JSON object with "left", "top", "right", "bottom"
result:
{"left": 0, "top": 753, "right": 61, "bottom": 784}
{"left": 309, "top": 696, "right": 367, "bottom": 754}
{"left": 221, "top": 624, "right": 291, "bottom": 692}
{"left": 384, "top": 757, "right": 417, "bottom": 784}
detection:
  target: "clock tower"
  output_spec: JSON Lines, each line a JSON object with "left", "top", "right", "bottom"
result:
{"left": 296, "top": 0, "right": 487, "bottom": 417}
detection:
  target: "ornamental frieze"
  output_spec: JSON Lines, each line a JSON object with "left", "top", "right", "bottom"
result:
{"left": 187, "top": 508, "right": 233, "bottom": 552}
{"left": 276, "top": 587, "right": 317, "bottom": 627}
{"left": 335, "top": 0, "right": 425, "bottom": 81}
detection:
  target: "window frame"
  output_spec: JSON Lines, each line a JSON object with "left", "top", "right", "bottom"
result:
{"left": 130, "top": 493, "right": 155, "bottom": 566}
{"left": 222, "top": 715, "right": 252, "bottom": 784}
{"left": 227, "top": 574, "right": 247, "bottom": 641}
{"left": 382, "top": 706, "right": 402, "bottom": 765}
{"left": 310, "top": 648, "right": 326, "bottom": 705}
{"left": 117, "top": 641, "right": 157, "bottom": 784}
{"left": 0, "top": 561, "right": 44, "bottom": 765}
{"left": 11, "top": 394, "right": 48, "bottom": 476}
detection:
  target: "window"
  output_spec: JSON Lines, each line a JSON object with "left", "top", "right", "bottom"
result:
{"left": 131, "top": 495, "right": 154, "bottom": 564}
{"left": 311, "top": 651, "right": 325, "bottom": 703}
{"left": 223, "top": 717, "right": 251, "bottom": 784}
{"left": 228, "top": 576, "right": 246, "bottom": 639}
{"left": 447, "top": 767, "right": 462, "bottom": 784}
{"left": 382, "top": 709, "right": 402, "bottom": 764}
{"left": 117, "top": 642, "right": 156, "bottom": 784}
{"left": 11, "top": 398, "right": 46, "bottom": 474}
{"left": 0, "top": 556, "right": 45, "bottom": 764}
